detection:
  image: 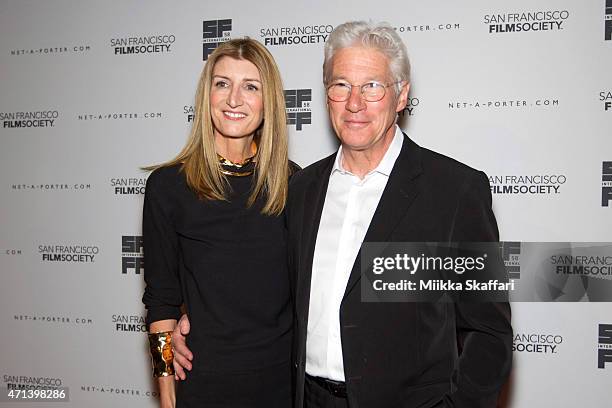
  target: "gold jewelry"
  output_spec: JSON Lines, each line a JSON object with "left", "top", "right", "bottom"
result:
{"left": 148, "top": 331, "right": 175, "bottom": 378}
{"left": 217, "top": 142, "right": 257, "bottom": 177}
{"left": 219, "top": 167, "right": 254, "bottom": 176}
{"left": 217, "top": 153, "right": 255, "bottom": 167}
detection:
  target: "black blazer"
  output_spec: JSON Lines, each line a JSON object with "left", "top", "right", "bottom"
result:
{"left": 287, "top": 134, "right": 513, "bottom": 408}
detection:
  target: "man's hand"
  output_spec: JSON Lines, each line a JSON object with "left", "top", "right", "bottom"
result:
{"left": 172, "top": 314, "right": 193, "bottom": 380}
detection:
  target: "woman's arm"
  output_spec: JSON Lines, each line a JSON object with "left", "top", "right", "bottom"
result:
{"left": 150, "top": 319, "right": 177, "bottom": 408}
{"left": 142, "top": 170, "right": 183, "bottom": 408}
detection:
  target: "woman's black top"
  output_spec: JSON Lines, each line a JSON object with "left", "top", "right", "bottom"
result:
{"left": 142, "top": 163, "right": 292, "bottom": 372}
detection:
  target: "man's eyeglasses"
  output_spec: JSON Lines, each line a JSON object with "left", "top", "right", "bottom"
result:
{"left": 326, "top": 81, "right": 401, "bottom": 102}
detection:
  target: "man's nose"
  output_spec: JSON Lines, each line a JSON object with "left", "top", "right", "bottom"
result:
{"left": 345, "top": 86, "right": 366, "bottom": 112}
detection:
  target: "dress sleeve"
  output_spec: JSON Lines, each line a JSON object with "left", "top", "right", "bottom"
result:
{"left": 141, "top": 173, "right": 183, "bottom": 327}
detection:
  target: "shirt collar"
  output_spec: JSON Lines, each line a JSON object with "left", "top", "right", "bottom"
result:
{"left": 332, "top": 125, "right": 404, "bottom": 177}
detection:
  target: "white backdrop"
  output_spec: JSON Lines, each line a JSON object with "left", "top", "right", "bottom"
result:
{"left": 1, "top": 0, "right": 611, "bottom": 407}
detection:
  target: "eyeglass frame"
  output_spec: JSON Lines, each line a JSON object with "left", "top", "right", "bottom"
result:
{"left": 326, "top": 80, "right": 404, "bottom": 102}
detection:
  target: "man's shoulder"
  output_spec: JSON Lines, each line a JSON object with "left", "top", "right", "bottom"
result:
{"left": 289, "top": 151, "right": 336, "bottom": 190}
{"left": 409, "top": 140, "right": 487, "bottom": 189}
{"left": 421, "top": 147, "right": 481, "bottom": 177}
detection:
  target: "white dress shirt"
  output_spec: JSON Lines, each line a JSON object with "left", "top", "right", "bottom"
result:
{"left": 305, "top": 126, "right": 404, "bottom": 381}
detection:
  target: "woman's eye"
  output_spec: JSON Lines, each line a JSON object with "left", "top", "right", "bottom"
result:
{"left": 214, "top": 80, "right": 229, "bottom": 88}
{"left": 245, "top": 83, "right": 259, "bottom": 91}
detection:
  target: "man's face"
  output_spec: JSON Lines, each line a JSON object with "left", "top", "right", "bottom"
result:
{"left": 327, "top": 46, "right": 409, "bottom": 154}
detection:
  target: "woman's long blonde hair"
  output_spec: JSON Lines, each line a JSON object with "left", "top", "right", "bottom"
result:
{"left": 148, "top": 38, "right": 289, "bottom": 215}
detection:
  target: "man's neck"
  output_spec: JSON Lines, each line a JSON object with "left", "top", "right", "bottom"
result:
{"left": 341, "top": 127, "right": 396, "bottom": 179}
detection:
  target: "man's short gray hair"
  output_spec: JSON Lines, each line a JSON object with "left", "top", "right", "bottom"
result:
{"left": 323, "top": 21, "right": 411, "bottom": 89}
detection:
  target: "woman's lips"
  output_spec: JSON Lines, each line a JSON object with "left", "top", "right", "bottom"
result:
{"left": 223, "top": 111, "right": 247, "bottom": 120}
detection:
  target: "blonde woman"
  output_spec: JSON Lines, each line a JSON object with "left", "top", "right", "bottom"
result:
{"left": 143, "top": 38, "right": 297, "bottom": 408}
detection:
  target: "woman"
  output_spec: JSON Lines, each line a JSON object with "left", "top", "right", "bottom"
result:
{"left": 142, "top": 38, "right": 295, "bottom": 408}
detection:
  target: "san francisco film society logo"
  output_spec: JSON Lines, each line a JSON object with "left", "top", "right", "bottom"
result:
{"left": 111, "top": 178, "right": 146, "bottom": 195}
{"left": 285, "top": 89, "right": 311, "bottom": 131}
{"left": 603, "top": 162, "right": 612, "bottom": 207}
{"left": 484, "top": 10, "right": 569, "bottom": 33}
{"left": 549, "top": 253, "right": 612, "bottom": 276}
{"left": 259, "top": 24, "right": 333, "bottom": 46}
{"left": 399, "top": 97, "right": 420, "bottom": 117}
{"left": 203, "top": 19, "right": 232, "bottom": 60}
{"left": 1, "top": 110, "right": 58, "bottom": 128}
{"left": 599, "top": 324, "right": 612, "bottom": 369}
{"left": 113, "top": 314, "right": 146, "bottom": 332}
{"left": 39, "top": 244, "right": 99, "bottom": 263}
{"left": 3, "top": 374, "right": 64, "bottom": 390}
{"left": 513, "top": 333, "right": 563, "bottom": 354}
{"left": 489, "top": 174, "right": 566, "bottom": 195}
{"left": 122, "top": 236, "right": 143, "bottom": 274}
{"left": 601, "top": 90, "right": 612, "bottom": 111}
{"left": 185, "top": 105, "right": 195, "bottom": 122}
{"left": 110, "top": 34, "right": 175, "bottom": 55}
{"left": 501, "top": 241, "right": 520, "bottom": 280}
{"left": 606, "top": 0, "right": 612, "bottom": 41}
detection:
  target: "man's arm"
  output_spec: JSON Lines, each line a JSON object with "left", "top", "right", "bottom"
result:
{"left": 443, "top": 171, "right": 513, "bottom": 408}
{"left": 172, "top": 314, "right": 193, "bottom": 380}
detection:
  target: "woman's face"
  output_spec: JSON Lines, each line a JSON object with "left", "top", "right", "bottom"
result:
{"left": 210, "top": 56, "right": 264, "bottom": 142}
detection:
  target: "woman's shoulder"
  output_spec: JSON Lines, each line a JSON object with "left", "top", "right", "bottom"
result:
{"left": 145, "top": 163, "right": 185, "bottom": 193}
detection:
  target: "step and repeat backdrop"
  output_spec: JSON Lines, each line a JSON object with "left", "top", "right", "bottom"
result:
{"left": 1, "top": 0, "right": 611, "bottom": 407}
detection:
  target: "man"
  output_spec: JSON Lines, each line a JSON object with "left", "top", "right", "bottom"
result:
{"left": 172, "top": 21, "right": 512, "bottom": 408}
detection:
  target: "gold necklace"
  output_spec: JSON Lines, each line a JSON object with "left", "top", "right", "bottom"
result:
{"left": 217, "top": 144, "right": 257, "bottom": 177}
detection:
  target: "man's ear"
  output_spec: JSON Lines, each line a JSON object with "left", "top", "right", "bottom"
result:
{"left": 395, "top": 81, "right": 410, "bottom": 112}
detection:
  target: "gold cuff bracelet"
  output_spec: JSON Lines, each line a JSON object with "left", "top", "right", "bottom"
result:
{"left": 148, "top": 331, "right": 175, "bottom": 378}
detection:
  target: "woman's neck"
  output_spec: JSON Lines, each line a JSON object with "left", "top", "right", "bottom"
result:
{"left": 215, "top": 135, "right": 256, "bottom": 164}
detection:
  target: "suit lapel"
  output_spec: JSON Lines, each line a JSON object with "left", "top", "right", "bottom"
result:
{"left": 296, "top": 155, "right": 335, "bottom": 313}
{"left": 343, "top": 134, "right": 424, "bottom": 298}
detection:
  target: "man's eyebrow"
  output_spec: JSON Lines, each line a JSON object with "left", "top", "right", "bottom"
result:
{"left": 330, "top": 77, "right": 384, "bottom": 83}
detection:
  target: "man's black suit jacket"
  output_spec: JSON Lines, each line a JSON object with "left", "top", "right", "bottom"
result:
{"left": 287, "top": 134, "right": 513, "bottom": 408}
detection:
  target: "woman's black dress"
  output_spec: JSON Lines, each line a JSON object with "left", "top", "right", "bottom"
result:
{"left": 142, "top": 163, "right": 292, "bottom": 407}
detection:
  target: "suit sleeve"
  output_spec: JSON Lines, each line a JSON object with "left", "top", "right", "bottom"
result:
{"left": 141, "top": 175, "right": 183, "bottom": 327}
{"left": 443, "top": 171, "right": 513, "bottom": 408}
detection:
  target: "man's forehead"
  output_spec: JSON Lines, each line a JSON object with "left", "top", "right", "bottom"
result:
{"left": 329, "top": 47, "right": 392, "bottom": 82}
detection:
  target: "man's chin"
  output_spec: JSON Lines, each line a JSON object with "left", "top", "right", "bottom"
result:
{"left": 337, "top": 131, "right": 383, "bottom": 150}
